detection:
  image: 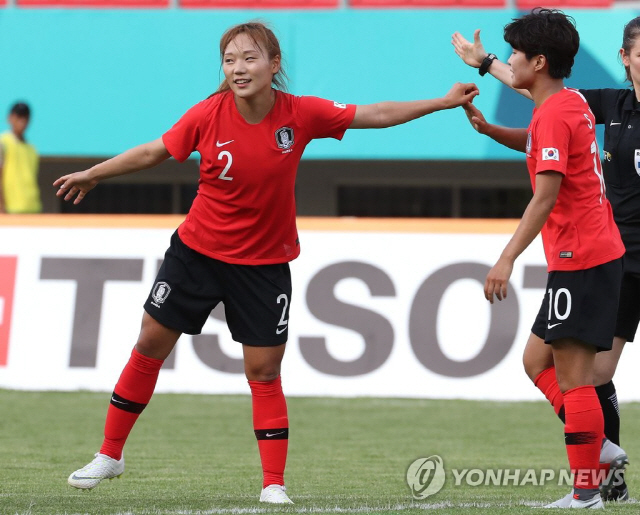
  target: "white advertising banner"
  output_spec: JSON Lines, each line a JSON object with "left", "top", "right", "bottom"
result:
{"left": 1, "top": 216, "right": 638, "bottom": 401}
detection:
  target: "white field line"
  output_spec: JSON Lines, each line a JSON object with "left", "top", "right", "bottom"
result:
{"left": 27, "top": 498, "right": 640, "bottom": 515}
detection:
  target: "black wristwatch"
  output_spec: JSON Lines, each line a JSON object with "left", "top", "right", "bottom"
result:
{"left": 479, "top": 53, "right": 497, "bottom": 76}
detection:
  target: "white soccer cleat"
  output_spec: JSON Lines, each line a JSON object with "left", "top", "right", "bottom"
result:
{"left": 600, "top": 438, "right": 626, "bottom": 464}
{"left": 543, "top": 490, "right": 574, "bottom": 508}
{"left": 68, "top": 452, "right": 125, "bottom": 490}
{"left": 569, "top": 495, "right": 604, "bottom": 509}
{"left": 259, "top": 484, "right": 293, "bottom": 504}
{"left": 599, "top": 439, "right": 629, "bottom": 501}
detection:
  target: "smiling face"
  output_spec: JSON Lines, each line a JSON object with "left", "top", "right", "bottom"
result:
{"left": 222, "top": 33, "right": 281, "bottom": 100}
{"left": 507, "top": 48, "right": 540, "bottom": 90}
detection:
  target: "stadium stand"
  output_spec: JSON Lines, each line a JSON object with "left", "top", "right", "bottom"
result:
{"left": 350, "top": 0, "right": 505, "bottom": 7}
{"left": 516, "top": 0, "right": 612, "bottom": 7}
{"left": 180, "top": 0, "right": 337, "bottom": 8}
{"left": 3, "top": 0, "right": 620, "bottom": 7}
{"left": 17, "top": 0, "right": 168, "bottom": 6}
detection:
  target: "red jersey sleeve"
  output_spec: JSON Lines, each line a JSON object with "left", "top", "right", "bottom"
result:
{"left": 298, "top": 96, "right": 356, "bottom": 140}
{"left": 533, "top": 109, "right": 572, "bottom": 176}
{"left": 162, "top": 101, "right": 204, "bottom": 162}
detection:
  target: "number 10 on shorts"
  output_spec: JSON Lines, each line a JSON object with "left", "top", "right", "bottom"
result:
{"left": 547, "top": 287, "right": 572, "bottom": 327}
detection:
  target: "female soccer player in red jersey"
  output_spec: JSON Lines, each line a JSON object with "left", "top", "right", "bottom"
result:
{"left": 55, "top": 21, "right": 478, "bottom": 504}
{"left": 453, "top": 9, "right": 624, "bottom": 509}
{"left": 453, "top": 13, "right": 640, "bottom": 506}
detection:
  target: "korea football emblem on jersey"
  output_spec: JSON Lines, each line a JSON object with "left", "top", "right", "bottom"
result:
{"left": 635, "top": 150, "right": 640, "bottom": 177}
{"left": 275, "top": 127, "right": 294, "bottom": 151}
{"left": 151, "top": 281, "right": 171, "bottom": 308}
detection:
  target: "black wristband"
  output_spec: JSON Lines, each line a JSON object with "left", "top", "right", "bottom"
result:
{"left": 479, "top": 53, "right": 497, "bottom": 76}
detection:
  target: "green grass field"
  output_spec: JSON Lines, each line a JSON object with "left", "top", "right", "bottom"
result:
{"left": 1, "top": 390, "right": 638, "bottom": 515}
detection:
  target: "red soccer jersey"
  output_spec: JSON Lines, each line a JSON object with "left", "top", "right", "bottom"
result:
{"left": 526, "top": 88, "right": 625, "bottom": 271}
{"left": 162, "top": 90, "right": 356, "bottom": 264}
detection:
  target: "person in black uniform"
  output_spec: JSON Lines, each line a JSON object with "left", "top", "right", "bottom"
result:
{"left": 450, "top": 17, "right": 640, "bottom": 504}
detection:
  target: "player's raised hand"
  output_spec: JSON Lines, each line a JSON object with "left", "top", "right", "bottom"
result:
{"left": 484, "top": 257, "right": 514, "bottom": 304}
{"left": 451, "top": 29, "right": 487, "bottom": 68}
{"left": 53, "top": 170, "right": 98, "bottom": 204}
{"left": 442, "top": 83, "right": 479, "bottom": 109}
{"left": 463, "top": 102, "right": 490, "bottom": 134}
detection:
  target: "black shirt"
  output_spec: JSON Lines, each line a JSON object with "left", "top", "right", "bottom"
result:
{"left": 580, "top": 88, "right": 640, "bottom": 272}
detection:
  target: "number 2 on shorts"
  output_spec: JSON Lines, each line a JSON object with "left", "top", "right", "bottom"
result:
{"left": 276, "top": 294, "right": 289, "bottom": 335}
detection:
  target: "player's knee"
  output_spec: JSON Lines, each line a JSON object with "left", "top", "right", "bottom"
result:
{"left": 135, "top": 331, "right": 176, "bottom": 360}
{"left": 245, "top": 365, "right": 281, "bottom": 382}
{"left": 134, "top": 313, "right": 180, "bottom": 359}
{"left": 523, "top": 354, "right": 545, "bottom": 383}
{"left": 593, "top": 366, "right": 615, "bottom": 387}
{"left": 555, "top": 377, "right": 573, "bottom": 394}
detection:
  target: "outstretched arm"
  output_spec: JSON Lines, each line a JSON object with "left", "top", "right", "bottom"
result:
{"left": 54, "top": 138, "right": 170, "bottom": 204}
{"left": 484, "top": 172, "right": 562, "bottom": 304}
{"left": 451, "top": 29, "right": 532, "bottom": 101}
{"left": 463, "top": 103, "right": 528, "bottom": 152}
{"left": 349, "top": 82, "right": 479, "bottom": 129}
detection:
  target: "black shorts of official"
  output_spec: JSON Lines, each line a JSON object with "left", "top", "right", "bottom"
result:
{"left": 143, "top": 231, "right": 292, "bottom": 346}
{"left": 615, "top": 270, "right": 640, "bottom": 342}
{"left": 531, "top": 258, "right": 622, "bottom": 351}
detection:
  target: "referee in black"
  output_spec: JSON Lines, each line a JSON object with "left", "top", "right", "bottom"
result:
{"left": 451, "top": 16, "right": 640, "bottom": 503}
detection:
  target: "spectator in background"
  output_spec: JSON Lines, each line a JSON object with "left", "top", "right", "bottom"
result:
{"left": 0, "top": 102, "right": 41, "bottom": 214}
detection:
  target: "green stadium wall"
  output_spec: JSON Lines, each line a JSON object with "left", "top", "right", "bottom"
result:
{"left": 0, "top": 8, "right": 638, "bottom": 159}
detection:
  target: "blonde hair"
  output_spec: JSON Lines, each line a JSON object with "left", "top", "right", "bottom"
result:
{"left": 214, "top": 21, "right": 288, "bottom": 95}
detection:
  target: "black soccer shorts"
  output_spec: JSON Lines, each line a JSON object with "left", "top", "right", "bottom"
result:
{"left": 144, "top": 231, "right": 292, "bottom": 346}
{"left": 615, "top": 270, "right": 640, "bottom": 342}
{"left": 531, "top": 258, "right": 622, "bottom": 351}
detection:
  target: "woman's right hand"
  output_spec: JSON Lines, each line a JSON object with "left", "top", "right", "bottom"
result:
{"left": 451, "top": 29, "right": 487, "bottom": 69}
{"left": 53, "top": 169, "right": 98, "bottom": 204}
{"left": 463, "top": 102, "right": 490, "bottom": 135}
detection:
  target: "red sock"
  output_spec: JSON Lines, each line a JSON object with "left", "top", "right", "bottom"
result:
{"left": 100, "top": 348, "right": 164, "bottom": 460}
{"left": 534, "top": 367, "right": 565, "bottom": 420}
{"left": 249, "top": 376, "right": 288, "bottom": 488}
{"left": 564, "top": 385, "right": 604, "bottom": 491}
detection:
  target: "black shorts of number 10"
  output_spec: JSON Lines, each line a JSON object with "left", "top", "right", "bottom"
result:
{"left": 531, "top": 258, "right": 622, "bottom": 351}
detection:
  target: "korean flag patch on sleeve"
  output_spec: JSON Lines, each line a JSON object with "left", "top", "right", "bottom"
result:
{"left": 542, "top": 148, "right": 560, "bottom": 161}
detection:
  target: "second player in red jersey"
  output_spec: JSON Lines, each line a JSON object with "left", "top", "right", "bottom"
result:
{"left": 459, "top": 9, "right": 624, "bottom": 509}
{"left": 525, "top": 87, "right": 624, "bottom": 271}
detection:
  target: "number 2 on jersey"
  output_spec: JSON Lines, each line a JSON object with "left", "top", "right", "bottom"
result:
{"left": 218, "top": 151, "right": 233, "bottom": 181}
